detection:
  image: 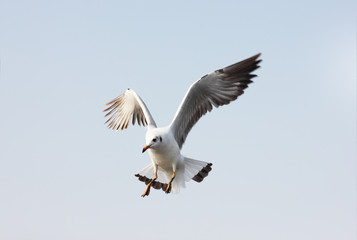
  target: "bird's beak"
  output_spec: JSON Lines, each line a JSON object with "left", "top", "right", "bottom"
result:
{"left": 142, "top": 145, "right": 150, "bottom": 153}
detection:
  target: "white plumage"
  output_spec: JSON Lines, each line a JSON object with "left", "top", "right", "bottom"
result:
{"left": 104, "top": 53, "right": 261, "bottom": 197}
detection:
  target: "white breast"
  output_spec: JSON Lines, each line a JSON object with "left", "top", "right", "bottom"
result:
{"left": 148, "top": 129, "right": 182, "bottom": 171}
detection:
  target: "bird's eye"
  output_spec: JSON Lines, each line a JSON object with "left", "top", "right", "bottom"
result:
{"left": 153, "top": 138, "right": 157, "bottom": 142}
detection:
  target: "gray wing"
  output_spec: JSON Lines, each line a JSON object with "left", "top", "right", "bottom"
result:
{"left": 169, "top": 53, "right": 261, "bottom": 148}
{"left": 103, "top": 89, "right": 157, "bottom": 130}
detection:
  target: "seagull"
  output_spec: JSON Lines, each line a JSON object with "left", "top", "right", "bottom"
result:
{"left": 104, "top": 53, "right": 261, "bottom": 197}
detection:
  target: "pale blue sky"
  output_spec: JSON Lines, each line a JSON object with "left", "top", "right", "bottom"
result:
{"left": 0, "top": 0, "right": 356, "bottom": 239}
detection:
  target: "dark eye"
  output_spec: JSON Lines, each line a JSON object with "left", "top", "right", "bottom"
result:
{"left": 153, "top": 138, "right": 157, "bottom": 142}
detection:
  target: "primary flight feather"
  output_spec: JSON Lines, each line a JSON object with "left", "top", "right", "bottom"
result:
{"left": 104, "top": 53, "right": 262, "bottom": 197}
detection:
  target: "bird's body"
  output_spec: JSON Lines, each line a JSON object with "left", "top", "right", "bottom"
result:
{"left": 104, "top": 53, "right": 262, "bottom": 196}
{"left": 147, "top": 129, "right": 180, "bottom": 172}
{"left": 146, "top": 127, "right": 181, "bottom": 178}
{"left": 141, "top": 125, "right": 199, "bottom": 194}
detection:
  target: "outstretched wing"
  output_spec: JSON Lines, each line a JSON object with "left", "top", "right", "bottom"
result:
{"left": 104, "top": 88, "right": 156, "bottom": 130}
{"left": 169, "top": 53, "right": 261, "bottom": 148}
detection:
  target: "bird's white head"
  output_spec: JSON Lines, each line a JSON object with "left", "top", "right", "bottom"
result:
{"left": 142, "top": 131, "right": 163, "bottom": 153}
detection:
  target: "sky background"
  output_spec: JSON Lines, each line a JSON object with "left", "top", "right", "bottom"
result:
{"left": 0, "top": 0, "right": 356, "bottom": 239}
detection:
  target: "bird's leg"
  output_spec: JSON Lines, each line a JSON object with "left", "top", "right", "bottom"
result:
{"left": 141, "top": 169, "right": 157, "bottom": 197}
{"left": 165, "top": 171, "right": 176, "bottom": 194}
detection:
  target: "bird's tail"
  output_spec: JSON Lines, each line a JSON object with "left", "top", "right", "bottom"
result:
{"left": 183, "top": 157, "right": 213, "bottom": 183}
{"left": 135, "top": 163, "right": 185, "bottom": 194}
{"left": 135, "top": 164, "right": 169, "bottom": 192}
{"left": 168, "top": 157, "right": 213, "bottom": 194}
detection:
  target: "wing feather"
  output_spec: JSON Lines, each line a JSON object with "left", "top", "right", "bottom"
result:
{"left": 170, "top": 53, "right": 262, "bottom": 148}
{"left": 103, "top": 89, "right": 156, "bottom": 130}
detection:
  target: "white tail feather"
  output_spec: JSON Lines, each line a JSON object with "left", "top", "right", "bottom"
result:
{"left": 183, "top": 157, "right": 211, "bottom": 182}
{"left": 137, "top": 164, "right": 167, "bottom": 184}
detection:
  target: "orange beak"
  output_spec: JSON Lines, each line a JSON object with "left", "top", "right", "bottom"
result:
{"left": 142, "top": 145, "right": 150, "bottom": 153}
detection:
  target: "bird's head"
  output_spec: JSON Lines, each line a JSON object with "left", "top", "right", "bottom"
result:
{"left": 142, "top": 135, "right": 162, "bottom": 153}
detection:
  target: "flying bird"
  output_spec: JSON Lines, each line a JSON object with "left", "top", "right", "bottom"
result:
{"left": 104, "top": 53, "right": 261, "bottom": 197}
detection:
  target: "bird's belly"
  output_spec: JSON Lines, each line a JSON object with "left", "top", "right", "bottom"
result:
{"left": 148, "top": 149, "right": 181, "bottom": 171}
